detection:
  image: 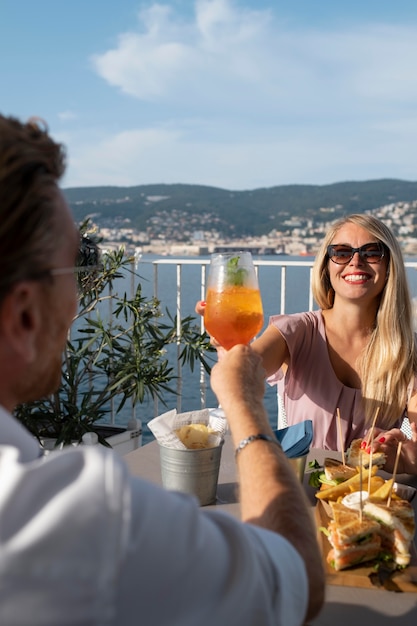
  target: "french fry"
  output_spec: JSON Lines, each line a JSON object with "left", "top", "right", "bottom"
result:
{"left": 345, "top": 475, "right": 385, "bottom": 494}
{"left": 367, "top": 476, "right": 386, "bottom": 493}
{"left": 369, "top": 478, "right": 396, "bottom": 501}
{"left": 315, "top": 465, "right": 378, "bottom": 501}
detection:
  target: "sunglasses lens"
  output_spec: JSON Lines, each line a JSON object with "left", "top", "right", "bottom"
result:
{"left": 328, "top": 246, "right": 353, "bottom": 264}
{"left": 361, "top": 247, "right": 384, "bottom": 262}
{"left": 328, "top": 244, "right": 384, "bottom": 264}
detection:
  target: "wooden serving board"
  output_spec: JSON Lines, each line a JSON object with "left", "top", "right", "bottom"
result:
{"left": 315, "top": 500, "right": 417, "bottom": 592}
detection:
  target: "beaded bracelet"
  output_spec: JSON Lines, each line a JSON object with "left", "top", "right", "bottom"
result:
{"left": 235, "top": 433, "right": 282, "bottom": 458}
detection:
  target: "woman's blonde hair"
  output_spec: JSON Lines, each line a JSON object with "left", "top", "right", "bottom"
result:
{"left": 311, "top": 213, "right": 417, "bottom": 429}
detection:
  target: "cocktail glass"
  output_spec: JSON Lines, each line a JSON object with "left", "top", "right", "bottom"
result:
{"left": 204, "top": 252, "right": 264, "bottom": 350}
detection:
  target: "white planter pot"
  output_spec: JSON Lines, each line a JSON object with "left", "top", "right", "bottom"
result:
{"left": 96, "top": 420, "right": 143, "bottom": 456}
{"left": 41, "top": 419, "right": 143, "bottom": 457}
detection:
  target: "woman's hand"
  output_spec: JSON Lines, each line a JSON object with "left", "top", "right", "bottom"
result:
{"left": 195, "top": 300, "right": 206, "bottom": 317}
{"left": 371, "top": 422, "right": 417, "bottom": 474}
{"left": 195, "top": 300, "right": 226, "bottom": 357}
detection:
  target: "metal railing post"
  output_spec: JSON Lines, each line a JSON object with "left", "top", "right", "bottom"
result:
{"left": 280, "top": 266, "right": 286, "bottom": 314}
{"left": 200, "top": 263, "right": 207, "bottom": 408}
{"left": 176, "top": 263, "right": 182, "bottom": 412}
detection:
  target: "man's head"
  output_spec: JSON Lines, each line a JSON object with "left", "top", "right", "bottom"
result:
{"left": 0, "top": 115, "right": 79, "bottom": 409}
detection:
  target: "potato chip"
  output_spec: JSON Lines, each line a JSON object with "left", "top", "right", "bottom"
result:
{"left": 175, "top": 423, "right": 217, "bottom": 449}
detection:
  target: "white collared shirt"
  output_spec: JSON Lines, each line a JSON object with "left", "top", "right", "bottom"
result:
{"left": 0, "top": 405, "right": 41, "bottom": 462}
{"left": 0, "top": 411, "right": 308, "bottom": 626}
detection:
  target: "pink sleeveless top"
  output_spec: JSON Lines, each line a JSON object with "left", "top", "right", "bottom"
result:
{"left": 267, "top": 310, "right": 402, "bottom": 450}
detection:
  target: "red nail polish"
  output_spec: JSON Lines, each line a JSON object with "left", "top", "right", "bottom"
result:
{"left": 360, "top": 441, "right": 367, "bottom": 449}
{"left": 366, "top": 446, "right": 371, "bottom": 454}
{"left": 201, "top": 301, "right": 206, "bottom": 306}
{"left": 378, "top": 436, "right": 385, "bottom": 443}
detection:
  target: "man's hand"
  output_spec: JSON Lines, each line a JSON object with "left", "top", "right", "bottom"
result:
{"left": 210, "top": 345, "right": 266, "bottom": 416}
{"left": 209, "top": 346, "right": 324, "bottom": 622}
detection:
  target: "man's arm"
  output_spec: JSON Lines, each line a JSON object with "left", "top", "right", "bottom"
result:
{"left": 210, "top": 344, "right": 325, "bottom": 623}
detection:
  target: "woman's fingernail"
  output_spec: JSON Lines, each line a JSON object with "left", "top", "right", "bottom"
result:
{"left": 378, "top": 436, "right": 385, "bottom": 443}
{"left": 366, "top": 446, "right": 371, "bottom": 454}
{"left": 201, "top": 301, "right": 206, "bottom": 306}
{"left": 360, "top": 441, "right": 367, "bottom": 449}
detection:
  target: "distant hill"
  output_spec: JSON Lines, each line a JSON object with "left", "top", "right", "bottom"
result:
{"left": 63, "top": 179, "right": 417, "bottom": 237}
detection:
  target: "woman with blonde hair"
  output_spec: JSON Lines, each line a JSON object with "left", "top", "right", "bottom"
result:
{"left": 311, "top": 213, "right": 417, "bottom": 432}
{"left": 197, "top": 213, "right": 417, "bottom": 473}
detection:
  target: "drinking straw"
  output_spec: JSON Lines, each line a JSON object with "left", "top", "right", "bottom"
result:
{"left": 387, "top": 441, "right": 402, "bottom": 507}
{"left": 336, "top": 408, "right": 345, "bottom": 465}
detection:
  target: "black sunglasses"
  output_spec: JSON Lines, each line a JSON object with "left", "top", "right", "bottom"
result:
{"left": 327, "top": 242, "right": 386, "bottom": 265}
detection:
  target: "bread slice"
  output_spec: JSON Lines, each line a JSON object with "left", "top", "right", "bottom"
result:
{"left": 324, "top": 457, "right": 357, "bottom": 482}
{"left": 364, "top": 499, "right": 415, "bottom": 543}
{"left": 329, "top": 502, "right": 381, "bottom": 546}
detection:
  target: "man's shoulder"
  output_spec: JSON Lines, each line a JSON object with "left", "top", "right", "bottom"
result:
{"left": 0, "top": 443, "right": 130, "bottom": 526}
{"left": 0, "top": 444, "right": 132, "bottom": 623}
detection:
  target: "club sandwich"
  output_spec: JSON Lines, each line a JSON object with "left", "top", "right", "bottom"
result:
{"left": 347, "top": 438, "right": 387, "bottom": 469}
{"left": 363, "top": 499, "right": 415, "bottom": 567}
{"left": 325, "top": 501, "right": 382, "bottom": 571}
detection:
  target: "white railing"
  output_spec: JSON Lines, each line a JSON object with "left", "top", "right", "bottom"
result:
{"left": 152, "top": 258, "right": 316, "bottom": 316}
{"left": 148, "top": 257, "right": 417, "bottom": 416}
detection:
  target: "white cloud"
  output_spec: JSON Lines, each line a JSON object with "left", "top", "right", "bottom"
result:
{"left": 58, "top": 110, "right": 78, "bottom": 121}
{"left": 60, "top": 113, "right": 417, "bottom": 191}
{"left": 62, "top": 127, "right": 182, "bottom": 187}
{"left": 90, "top": 1, "right": 417, "bottom": 118}
{"left": 90, "top": 0, "right": 275, "bottom": 107}
{"left": 63, "top": 1, "right": 417, "bottom": 189}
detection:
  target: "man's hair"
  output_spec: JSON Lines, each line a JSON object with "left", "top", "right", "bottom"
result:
{"left": 0, "top": 114, "right": 66, "bottom": 301}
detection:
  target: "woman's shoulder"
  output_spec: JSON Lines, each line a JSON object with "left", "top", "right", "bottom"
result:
{"left": 269, "top": 309, "right": 323, "bottom": 330}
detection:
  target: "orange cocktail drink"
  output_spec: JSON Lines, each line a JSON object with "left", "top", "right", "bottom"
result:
{"left": 204, "top": 252, "right": 264, "bottom": 350}
{"left": 205, "top": 286, "right": 263, "bottom": 350}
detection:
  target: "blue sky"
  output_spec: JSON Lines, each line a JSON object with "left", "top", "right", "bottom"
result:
{"left": 2, "top": 0, "right": 417, "bottom": 190}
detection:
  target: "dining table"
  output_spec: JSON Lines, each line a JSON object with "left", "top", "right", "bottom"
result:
{"left": 124, "top": 435, "right": 417, "bottom": 626}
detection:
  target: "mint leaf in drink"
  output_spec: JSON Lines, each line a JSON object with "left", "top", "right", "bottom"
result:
{"left": 226, "top": 256, "right": 247, "bottom": 286}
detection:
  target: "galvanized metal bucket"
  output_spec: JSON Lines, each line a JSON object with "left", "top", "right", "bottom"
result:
{"left": 159, "top": 440, "right": 224, "bottom": 506}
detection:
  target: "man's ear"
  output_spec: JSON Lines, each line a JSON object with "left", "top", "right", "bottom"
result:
{"left": 0, "top": 282, "right": 43, "bottom": 364}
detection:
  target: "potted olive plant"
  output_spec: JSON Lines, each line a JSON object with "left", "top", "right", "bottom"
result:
{"left": 14, "top": 228, "right": 213, "bottom": 449}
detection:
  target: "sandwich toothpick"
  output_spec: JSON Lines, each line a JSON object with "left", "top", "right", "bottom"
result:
{"left": 368, "top": 407, "right": 380, "bottom": 444}
{"left": 359, "top": 451, "right": 363, "bottom": 523}
{"left": 387, "top": 441, "right": 402, "bottom": 507}
{"left": 367, "top": 433, "right": 374, "bottom": 494}
{"left": 366, "top": 407, "right": 379, "bottom": 494}
{"left": 336, "top": 408, "right": 345, "bottom": 465}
